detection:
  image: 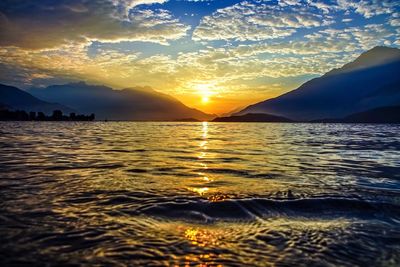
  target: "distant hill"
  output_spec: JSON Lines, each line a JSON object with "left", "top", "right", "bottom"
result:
{"left": 212, "top": 113, "right": 293, "bottom": 122}
{"left": 0, "top": 84, "right": 73, "bottom": 114}
{"left": 28, "top": 82, "right": 215, "bottom": 121}
{"left": 315, "top": 106, "right": 400, "bottom": 123}
{"left": 237, "top": 46, "right": 400, "bottom": 121}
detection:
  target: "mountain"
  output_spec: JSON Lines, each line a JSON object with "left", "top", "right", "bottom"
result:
{"left": 219, "top": 106, "right": 246, "bottom": 117}
{"left": 237, "top": 46, "right": 400, "bottom": 121}
{"left": 0, "top": 103, "right": 10, "bottom": 110}
{"left": 28, "top": 82, "right": 215, "bottom": 121}
{"left": 212, "top": 113, "right": 293, "bottom": 122}
{"left": 341, "top": 106, "right": 400, "bottom": 123}
{"left": 0, "top": 84, "right": 73, "bottom": 114}
{"left": 316, "top": 106, "right": 400, "bottom": 123}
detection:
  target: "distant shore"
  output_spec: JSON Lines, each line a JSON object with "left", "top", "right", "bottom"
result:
{"left": 0, "top": 109, "right": 95, "bottom": 121}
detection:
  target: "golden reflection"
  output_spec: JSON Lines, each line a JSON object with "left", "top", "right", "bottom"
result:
{"left": 165, "top": 218, "right": 352, "bottom": 267}
{"left": 188, "top": 187, "right": 209, "bottom": 196}
{"left": 182, "top": 254, "right": 221, "bottom": 267}
{"left": 188, "top": 121, "right": 214, "bottom": 197}
{"left": 203, "top": 176, "right": 210, "bottom": 182}
{"left": 207, "top": 193, "right": 230, "bottom": 202}
{"left": 198, "top": 152, "right": 207, "bottom": 159}
{"left": 184, "top": 227, "right": 220, "bottom": 247}
{"left": 202, "top": 121, "right": 208, "bottom": 138}
{"left": 188, "top": 121, "right": 231, "bottom": 202}
{"left": 199, "top": 141, "right": 207, "bottom": 148}
{"left": 200, "top": 162, "right": 208, "bottom": 169}
{"left": 187, "top": 187, "right": 231, "bottom": 202}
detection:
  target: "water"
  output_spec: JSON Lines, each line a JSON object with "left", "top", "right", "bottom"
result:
{"left": 1, "top": 122, "right": 400, "bottom": 266}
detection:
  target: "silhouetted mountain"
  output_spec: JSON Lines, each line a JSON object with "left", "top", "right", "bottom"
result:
{"left": 28, "top": 82, "right": 215, "bottom": 121}
{"left": 342, "top": 106, "right": 400, "bottom": 123}
{"left": 315, "top": 106, "right": 400, "bottom": 123}
{"left": 237, "top": 46, "right": 400, "bottom": 121}
{"left": 0, "top": 109, "right": 95, "bottom": 121}
{"left": 213, "top": 113, "right": 293, "bottom": 122}
{"left": 219, "top": 106, "right": 246, "bottom": 117}
{"left": 0, "top": 84, "right": 73, "bottom": 114}
{"left": 0, "top": 103, "right": 10, "bottom": 110}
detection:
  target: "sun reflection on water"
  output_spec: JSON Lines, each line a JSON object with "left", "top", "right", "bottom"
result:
{"left": 184, "top": 228, "right": 221, "bottom": 247}
{"left": 187, "top": 121, "right": 234, "bottom": 202}
{"left": 189, "top": 122, "right": 215, "bottom": 198}
{"left": 188, "top": 187, "right": 210, "bottom": 196}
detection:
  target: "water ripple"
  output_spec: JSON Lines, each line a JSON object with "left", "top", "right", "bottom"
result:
{"left": 0, "top": 122, "right": 400, "bottom": 266}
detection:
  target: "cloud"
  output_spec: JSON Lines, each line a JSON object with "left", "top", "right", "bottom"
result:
{"left": 0, "top": 0, "right": 189, "bottom": 49}
{"left": 307, "top": 0, "right": 400, "bottom": 18}
{"left": 192, "top": 0, "right": 332, "bottom": 42}
{"left": 336, "top": 0, "right": 398, "bottom": 18}
{"left": 278, "top": 0, "right": 302, "bottom": 6}
{"left": 306, "top": 0, "right": 338, "bottom": 14}
{"left": 389, "top": 15, "right": 400, "bottom": 27}
{"left": 110, "top": 0, "right": 168, "bottom": 19}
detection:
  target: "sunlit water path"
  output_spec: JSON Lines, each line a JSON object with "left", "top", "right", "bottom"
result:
{"left": 1, "top": 122, "right": 400, "bottom": 266}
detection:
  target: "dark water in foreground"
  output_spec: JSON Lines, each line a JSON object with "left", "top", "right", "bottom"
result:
{"left": 1, "top": 122, "right": 400, "bottom": 266}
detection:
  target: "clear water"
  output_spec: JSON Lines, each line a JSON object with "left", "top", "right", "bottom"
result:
{"left": 1, "top": 122, "right": 400, "bottom": 266}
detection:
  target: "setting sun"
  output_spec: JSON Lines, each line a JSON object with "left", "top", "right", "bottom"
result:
{"left": 195, "top": 83, "right": 214, "bottom": 105}
{"left": 201, "top": 96, "right": 209, "bottom": 103}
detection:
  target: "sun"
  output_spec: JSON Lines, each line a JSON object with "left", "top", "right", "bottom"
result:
{"left": 195, "top": 83, "right": 214, "bottom": 105}
{"left": 202, "top": 96, "right": 210, "bottom": 103}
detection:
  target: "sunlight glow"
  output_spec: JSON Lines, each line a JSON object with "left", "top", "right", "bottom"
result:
{"left": 195, "top": 83, "right": 214, "bottom": 105}
{"left": 202, "top": 96, "right": 209, "bottom": 103}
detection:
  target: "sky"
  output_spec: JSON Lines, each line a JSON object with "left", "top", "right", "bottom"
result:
{"left": 0, "top": 0, "right": 399, "bottom": 114}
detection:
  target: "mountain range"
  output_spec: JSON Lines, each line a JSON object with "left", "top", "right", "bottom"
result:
{"left": 0, "top": 84, "right": 73, "bottom": 114}
{"left": 315, "top": 106, "right": 400, "bottom": 123}
{"left": 27, "top": 82, "right": 214, "bottom": 121}
{"left": 0, "top": 82, "right": 214, "bottom": 121}
{"left": 236, "top": 46, "right": 400, "bottom": 121}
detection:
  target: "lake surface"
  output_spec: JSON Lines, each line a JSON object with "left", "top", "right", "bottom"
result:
{"left": 1, "top": 122, "right": 400, "bottom": 266}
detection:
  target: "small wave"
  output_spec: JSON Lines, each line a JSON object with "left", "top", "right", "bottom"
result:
{"left": 172, "top": 156, "right": 200, "bottom": 161}
{"left": 45, "top": 163, "right": 125, "bottom": 171}
{"left": 139, "top": 197, "right": 400, "bottom": 223}
{"left": 192, "top": 168, "right": 251, "bottom": 177}
{"left": 127, "top": 168, "right": 148, "bottom": 173}
{"left": 104, "top": 149, "right": 132, "bottom": 153}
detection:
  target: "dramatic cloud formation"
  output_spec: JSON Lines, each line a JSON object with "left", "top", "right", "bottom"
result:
{"left": 193, "top": 1, "right": 332, "bottom": 41}
{"left": 0, "top": 0, "right": 189, "bottom": 49}
{"left": 0, "top": 0, "right": 399, "bottom": 114}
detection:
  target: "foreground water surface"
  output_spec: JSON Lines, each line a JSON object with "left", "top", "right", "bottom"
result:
{"left": 1, "top": 122, "right": 400, "bottom": 266}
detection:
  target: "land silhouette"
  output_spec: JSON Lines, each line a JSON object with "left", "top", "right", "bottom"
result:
{"left": 0, "top": 109, "right": 95, "bottom": 121}
{"left": 214, "top": 106, "right": 400, "bottom": 123}
{"left": 213, "top": 113, "right": 293, "bottom": 122}
{"left": 314, "top": 106, "right": 400, "bottom": 123}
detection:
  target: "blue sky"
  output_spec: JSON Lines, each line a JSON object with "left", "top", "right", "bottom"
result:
{"left": 0, "top": 0, "right": 399, "bottom": 113}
